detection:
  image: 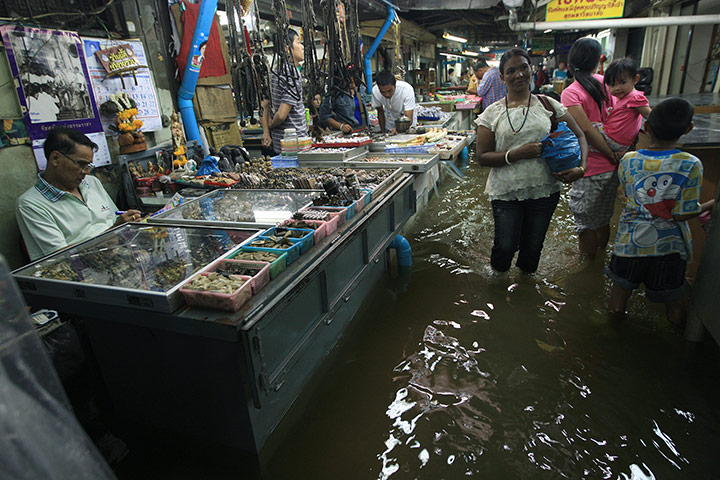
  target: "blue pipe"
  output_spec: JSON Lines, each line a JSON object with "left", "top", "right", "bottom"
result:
{"left": 364, "top": 3, "right": 395, "bottom": 95}
{"left": 390, "top": 235, "right": 412, "bottom": 267}
{"left": 178, "top": 0, "right": 218, "bottom": 149}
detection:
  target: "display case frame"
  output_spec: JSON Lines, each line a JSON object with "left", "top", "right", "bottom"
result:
{"left": 12, "top": 224, "right": 262, "bottom": 313}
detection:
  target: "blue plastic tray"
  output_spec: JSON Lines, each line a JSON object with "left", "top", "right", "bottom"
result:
{"left": 261, "top": 227, "right": 315, "bottom": 255}
{"left": 241, "top": 240, "right": 300, "bottom": 265}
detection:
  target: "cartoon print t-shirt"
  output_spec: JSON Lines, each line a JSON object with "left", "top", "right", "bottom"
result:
{"left": 614, "top": 149, "right": 703, "bottom": 260}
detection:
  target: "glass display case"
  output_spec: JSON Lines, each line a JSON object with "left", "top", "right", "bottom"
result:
{"left": 344, "top": 153, "right": 440, "bottom": 173}
{"left": 13, "top": 224, "right": 261, "bottom": 312}
{"left": 148, "top": 189, "right": 321, "bottom": 227}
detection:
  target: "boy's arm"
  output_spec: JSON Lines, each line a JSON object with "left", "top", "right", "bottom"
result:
{"left": 634, "top": 105, "right": 652, "bottom": 119}
{"left": 673, "top": 199, "right": 715, "bottom": 222}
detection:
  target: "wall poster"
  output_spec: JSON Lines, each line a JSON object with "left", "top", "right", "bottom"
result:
{"left": 0, "top": 25, "right": 104, "bottom": 140}
{"left": 82, "top": 37, "right": 163, "bottom": 134}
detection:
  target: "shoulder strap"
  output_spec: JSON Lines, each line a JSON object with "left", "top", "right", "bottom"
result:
{"left": 536, "top": 94, "right": 558, "bottom": 132}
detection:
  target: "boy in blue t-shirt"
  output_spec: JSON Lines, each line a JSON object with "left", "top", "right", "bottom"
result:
{"left": 605, "top": 98, "right": 714, "bottom": 326}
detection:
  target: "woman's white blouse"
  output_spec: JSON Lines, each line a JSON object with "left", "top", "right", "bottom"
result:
{"left": 475, "top": 96, "right": 567, "bottom": 201}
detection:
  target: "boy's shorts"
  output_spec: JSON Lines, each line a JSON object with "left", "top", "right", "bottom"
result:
{"left": 604, "top": 253, "right": 686, "bottom": 302}
{"left": 568, "top": 170, "right": 619, "bottom": 233}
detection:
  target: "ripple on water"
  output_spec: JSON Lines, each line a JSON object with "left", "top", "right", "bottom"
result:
{"left": 366, "top": 165, "right": 720, "bottom": 479}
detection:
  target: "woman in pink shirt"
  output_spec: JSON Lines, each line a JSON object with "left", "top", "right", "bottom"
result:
{"left": 561, "top": 38, "right": 617, "bottom": 260}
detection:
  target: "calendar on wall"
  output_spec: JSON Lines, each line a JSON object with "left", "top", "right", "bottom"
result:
{"left": 82, "top": 37, "right": 163, "bottom": 134}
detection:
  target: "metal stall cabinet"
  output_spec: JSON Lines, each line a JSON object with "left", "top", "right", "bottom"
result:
{"left": 13, "top": 171, "right": 415, "bottom": 454}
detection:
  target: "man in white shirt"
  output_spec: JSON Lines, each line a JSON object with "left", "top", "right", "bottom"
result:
{"left": 371, "top": 70, "right": 416, "bottom": 133}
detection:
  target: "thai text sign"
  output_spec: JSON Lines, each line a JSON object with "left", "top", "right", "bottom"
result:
{"left": 546, "top": 0, "right": 625, "bottom": 22}
{"left": 95, "top": 44, "right": 141, "bottom": 73}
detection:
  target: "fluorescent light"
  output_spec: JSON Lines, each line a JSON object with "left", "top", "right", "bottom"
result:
{"left": 462, "top": 50, "right": 479, "bottom": 57}
{"left": 544, "top": 28, "right": 553, "bottom": 33}
{"left": 443, "top": 33, "right": 468, "bottom": 43}
{"left": 479, "top": 46, "right": 490, "bottom": 53}
{"left": 549, "top": 49, "right": 555, "bottom": 54}
{"left": 440, "top": 52, "right": 458, "bottom": 58}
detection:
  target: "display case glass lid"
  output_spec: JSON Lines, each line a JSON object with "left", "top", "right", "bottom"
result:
{"left": 152, "top": 189, "right": 321, "bottom": 225}
{"left": 14, "top": 224, "right": 259, "bottom": 293}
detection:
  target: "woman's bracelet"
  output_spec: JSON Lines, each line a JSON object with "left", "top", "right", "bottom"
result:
{"left": 505, "top": 150, "right": 512, "bottom": 165}
{"left": 578, "top": 166, "right": 586, "bottom": 174}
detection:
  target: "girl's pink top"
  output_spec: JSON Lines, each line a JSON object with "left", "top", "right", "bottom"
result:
{"left": 561, "top": 74, "right": 616, "bottom": 177}
{"left": 604, "top": 89, "right": 649, "bottom": 147}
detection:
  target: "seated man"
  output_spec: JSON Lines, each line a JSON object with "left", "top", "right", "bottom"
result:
{"left": 16, "top": 127, "right": 140, "bottom": 261}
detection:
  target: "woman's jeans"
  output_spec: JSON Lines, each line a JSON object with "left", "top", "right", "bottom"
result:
{"left": 490, "top": 191, "right": 560, "bottom": 273}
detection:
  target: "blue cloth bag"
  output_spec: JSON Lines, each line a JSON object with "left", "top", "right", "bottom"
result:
{"left": 196, "top": 155, "right": 221, "bottom": 176}
{"left": 541, "top": 121, "right": 581, "bottom": 172}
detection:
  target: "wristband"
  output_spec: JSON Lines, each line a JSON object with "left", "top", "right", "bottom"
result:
{"left": 578, "top": 166, "right": 585, "bottom": 174}
{"left": 505, "top": 150, "right": 512, "bottom": 165}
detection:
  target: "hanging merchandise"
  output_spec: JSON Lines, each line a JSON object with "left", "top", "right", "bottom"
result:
{"left": 302, "top": 0, "right": 325, "bottom": 138}
{"left": 226, "top": 0, "right": 272, "bottom": 125}
{"left": 272, "top": 0, "right": 303, "bottom": 104}
{"left": 227, "top": 0, "right": 258, "bottom": 122}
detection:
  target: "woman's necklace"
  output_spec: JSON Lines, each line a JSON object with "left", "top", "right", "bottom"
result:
{"left": 505, "top": 94, "right": 532, "bottom": 135}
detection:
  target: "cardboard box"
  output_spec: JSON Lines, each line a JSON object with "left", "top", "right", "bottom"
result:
{"left": 202, "top": 121, "right": 242, "bottom": 149}
{"left": 194, "top": 85, "right": 237, "bottom": 122}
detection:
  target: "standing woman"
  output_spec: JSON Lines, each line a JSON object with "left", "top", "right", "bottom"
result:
{"left": 561, "top": 38, "right": 617, "bottom": 260}
{"left": 476, "top": 49, "right": 588, "bottom": 273}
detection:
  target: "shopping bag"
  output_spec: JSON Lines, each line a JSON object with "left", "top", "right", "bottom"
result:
{"left": 541, "top": 121, "right": 581, "bottom": 172}
{"left": 196, "top": 155, "right": 221, "bottom": 176}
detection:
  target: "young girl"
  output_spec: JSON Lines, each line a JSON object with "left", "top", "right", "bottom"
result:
{"left": 602, "top": 59, "right": 652, "bottom": 162}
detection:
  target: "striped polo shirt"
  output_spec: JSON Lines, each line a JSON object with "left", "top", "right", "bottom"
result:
{"left": 270, "top": 68, "right": 308, "bottom": 154}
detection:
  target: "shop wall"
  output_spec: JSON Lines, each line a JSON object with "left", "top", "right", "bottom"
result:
{"left": 643, "top": 0, "right": 720, "bottom": 95}
{"left": 0, "top": 55, "right": 37, "bottom": 269}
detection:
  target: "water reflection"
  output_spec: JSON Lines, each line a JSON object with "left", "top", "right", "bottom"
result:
{"left": 262, "top": 165, "right": 720, "bottom": 480}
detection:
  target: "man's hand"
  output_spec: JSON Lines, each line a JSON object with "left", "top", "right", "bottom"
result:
{"left": 262, "top": 133, "right": 272, "bottom": 148}
{"left": 391, "top": 128, "right": 397, "bottom": 135}
{"left": 114, "top": 209, "right": 142, "bottom": 226}
{"left": 341, "top": 123, "right": 353, "bottom": 134}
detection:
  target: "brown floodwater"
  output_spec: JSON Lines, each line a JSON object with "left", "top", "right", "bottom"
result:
{"left": 258, "top": 164, "right": 720, "bottom": 479}
{"left": 117, "top": 163, "right": 720, "bottom": 479}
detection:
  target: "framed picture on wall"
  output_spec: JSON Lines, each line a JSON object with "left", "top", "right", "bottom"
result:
{"left": 0, "top": 25, "right": 103, "bottom": 141}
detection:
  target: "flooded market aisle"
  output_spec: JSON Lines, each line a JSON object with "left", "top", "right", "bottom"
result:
{"left": 260, "top": 164, "right": 720, "bottom": 479}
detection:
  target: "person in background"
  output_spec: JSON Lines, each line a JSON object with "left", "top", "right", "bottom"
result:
{"left": 466, "top": 59, "right": 489, "bottom": 95}
{"left": 16, "top": 127, "right": 140, "bottom": 261}
{"left": 261, "top": 28, "right": 308, "bottom": 156}
{"left": 319, "top": 77, "right": 367, "bottom": 133}
{"left": 448, "top": 67, "right": 459, "bottom": 86}
{"left": 561, "top": 37, "right": 617, "bottom": 261}
{"left": 534, "top": 64, "right": 548, "bottom": 92}
{"left": 460, "top": 67, "right": 471, "bottom": 86}
{"left": 476, "top": 58, "right": 507, "bottom": 111}
{"left": 475, "top": 48, "right": 588, "bottom": 274}
{"left": 606, "top": 98, "right": 714, "bottom": 327}
{"left": 553, "top": 61, "right": 568, "bottom": 81}
{"left": 602, "top": 58, "right": 652, "bottom": 161}
{"left": 372, "top": 70, "right": 416, "bottom": 134}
